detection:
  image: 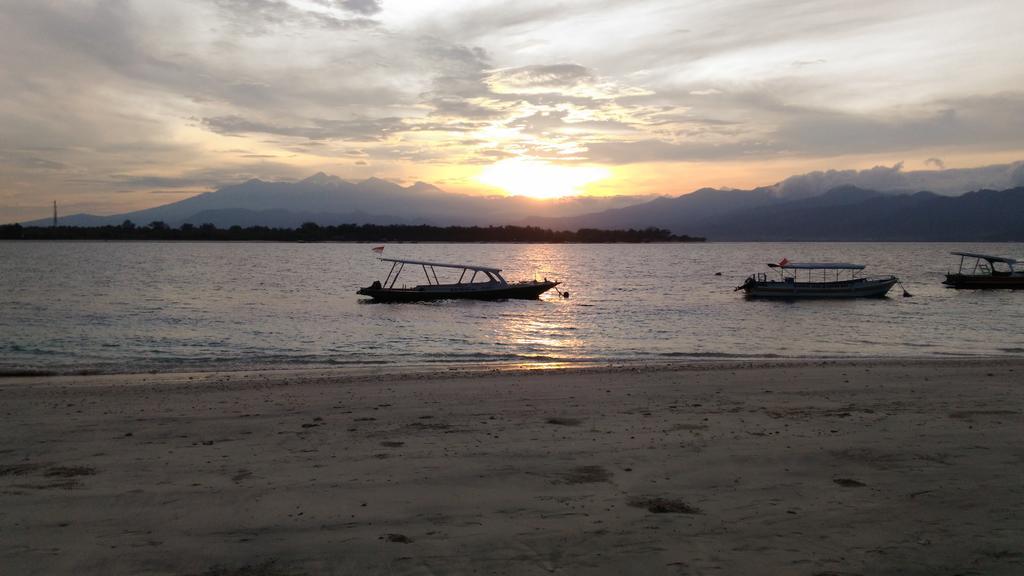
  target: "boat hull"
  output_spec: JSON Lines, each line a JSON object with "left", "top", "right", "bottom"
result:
{"left": 357, "top": 281, "right": 560, "bottom": 302}
{"left": 740, "top": 277, "right": 897, "bottom": 299}
{"left": 943, "top": 274, "right": 1024, "bottom": 289}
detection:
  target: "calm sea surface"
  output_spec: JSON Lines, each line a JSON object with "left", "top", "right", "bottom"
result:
{"left": 2, "top": 241, "right": 1023, "bottom": 375}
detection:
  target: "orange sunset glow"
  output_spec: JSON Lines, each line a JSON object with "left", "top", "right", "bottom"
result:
{"left": 1, "top": 0, "right": 1023, "bottom": 222}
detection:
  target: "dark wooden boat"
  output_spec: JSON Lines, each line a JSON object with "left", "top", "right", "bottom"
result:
{"left": 358, "top": 258, "right": 560, "bottom": 302}
{"left": 943, "top": 252, "right": 1024, "bottom": 289}
{"left": 736, "top": 261, "right": 898, "bottom": 299}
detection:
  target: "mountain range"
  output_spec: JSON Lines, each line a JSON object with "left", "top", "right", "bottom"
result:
{"left": 534, "top": 185, "right": 1024, "bottom": 241}
{"left": 21, "top": 169, "right": 1024, "bottom": 241}
{"left": 31, "top": 173, "right": 651, "bottom": 229}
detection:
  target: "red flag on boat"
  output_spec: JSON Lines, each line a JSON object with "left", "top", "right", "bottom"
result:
{"left": 372, "top": 246, "right": 385, "bottom": 253}
{"left": 778, "top": 257, "right": 789, "bottom": 267}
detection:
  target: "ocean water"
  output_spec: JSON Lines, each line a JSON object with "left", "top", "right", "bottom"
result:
{"left": 1, "top": 241, "right": 1023, "bottom": 375}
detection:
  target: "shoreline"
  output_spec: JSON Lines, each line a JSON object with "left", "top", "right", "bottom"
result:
{"left": 2, "top": 353, "right": 1022, "bottom": 386}
{"left": 2, "top": 357, "right": 1023, "bottom": 575}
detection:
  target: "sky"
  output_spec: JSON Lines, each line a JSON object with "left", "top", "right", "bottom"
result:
{"left": 2, "top": 0, "right": 1024, "bottom": 221}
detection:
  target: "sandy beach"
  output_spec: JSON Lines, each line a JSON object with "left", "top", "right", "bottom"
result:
{"left": 1, "top": 358, "right": 1022, "bottom": 575}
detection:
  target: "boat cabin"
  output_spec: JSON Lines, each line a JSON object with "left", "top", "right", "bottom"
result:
{"left": 358, "top": 257, "right": 560, "bottom": 302}
{"left": 949, "top": 252, "right": 1018, "bottom": 277}
{"left": 943, "top": 252, "right": 1023, "bottom": 289}
{"left": 755, "top": 262, "right": 868, "bottom": 284}
{"left": 736, "top": 260, "right": 898, "bottom": 299}
{"left": 376, "top": 258, "right": 509, "bottom": 290}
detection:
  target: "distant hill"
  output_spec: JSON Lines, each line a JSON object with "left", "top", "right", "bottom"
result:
{"left": 179, "top": 208, "right": 409, "bottom": 228}
{"left": 698, "top": 186, "right": 1024, "bottom": 241}
{"left": 19, "top": 170, "right": 1024, "bottom": 241}
{"left": 1, "top": 222, "right": 703, "bottom": 243}
{"left": 530, "top": 186, "right": 784, "bottom": 232}
{"left": 535, "top": 185, "right": 1024, "bottom": 241}
{"left": 23, "top": 173, "right": 653, "bottom": 228}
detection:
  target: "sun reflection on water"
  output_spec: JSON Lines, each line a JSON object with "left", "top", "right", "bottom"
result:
{"left": 4, "top": 241, "right": 1023, "bottom": 375}
{"left": 505, "top": 316, "right": 583, "bottom": 356}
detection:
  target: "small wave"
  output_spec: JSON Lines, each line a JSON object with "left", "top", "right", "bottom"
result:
{"left": 0, "top": 369, "right": 59, "bottom": 378}
{"left": 655, "top": 351, "right": 784, "bottom": 359}
{"left": 512, "top": 354, "right": 587, "bottom": 363}
{"left": 322, "top": 358, "right": 390, "bottom": 366}
{"left": 419, "top": 352, "right": 521, "bottom": 363}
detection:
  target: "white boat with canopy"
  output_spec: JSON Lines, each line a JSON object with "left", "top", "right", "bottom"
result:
{"left": 357, "top": 258, "right": 560, "bottom": 302}
{"left": 736, "top": 260, "right": 900, "bottom": 299}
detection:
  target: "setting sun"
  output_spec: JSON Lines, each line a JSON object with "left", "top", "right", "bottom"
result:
{"left": 478, "top": 159, "right": 610, "bottom": 199}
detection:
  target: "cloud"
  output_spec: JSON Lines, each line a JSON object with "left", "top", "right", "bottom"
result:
{"left": 110, "top": 175, "right": 218, "bottom": 189}
{"left": 776, "top": 160, "right": 1024, "bottom": 198}
{"left": 2, "top": 0, "right": 1024, "bottom": 221}
{"left": 585, "top": 139, "right": 777, "bottom": 164}
{"left": 513, "top": 110, "right": 569, "bottom": 134}
{"left": 337, "top": 0, "right": 383, "bottom": 16}
{"left": 488, "top": 64, "right": 594, "bottom": 93}
{"left": 203, "top": 115, "right": 406, "bottom": 141}
{"left": 579, "top": 92, "right": 1024, "bottom": 164}
{"left": 420, "top": 41, "right": 501, "bottom": 119}
{"left": 0, "top": 154, "right": 71, "bottom": 172}
{"left": 212, "top": 0, "right": 378, "bottom": 34}
{"left": 791, "top": 59, "right": 827, "bottom": 67}
{"left": 486, "top": 63, "right": 651, "bottom": 102}
{"left": 1013, "top": 163, "right": 1024, "bottom": 187}
{"left": 925, "top": 157, "right": 946, "bottom": 169}
{"left": 777, "top": 163, "right": 911, "bottom": 199}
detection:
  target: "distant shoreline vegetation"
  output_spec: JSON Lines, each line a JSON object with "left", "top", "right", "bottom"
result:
{"left": 0, "top": 222, "right": 705, "bottom": 243}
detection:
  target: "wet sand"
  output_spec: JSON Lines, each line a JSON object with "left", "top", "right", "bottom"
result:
{"left": 1, "top": 358, "right": 1023, "bottom": 575}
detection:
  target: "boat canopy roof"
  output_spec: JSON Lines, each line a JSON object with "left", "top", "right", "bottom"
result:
{"left": 768, "top": 262, "right": 865, "bottom": 270}
{"left": 950, "top": 252, "right": 1017, "bottom": 265}
{"left": 378, "top": 257, "right": 502, "bottom": 273}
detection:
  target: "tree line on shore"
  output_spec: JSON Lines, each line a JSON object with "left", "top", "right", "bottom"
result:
{"left": 0, "top": 221, "right": 704, "bottom": 243}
